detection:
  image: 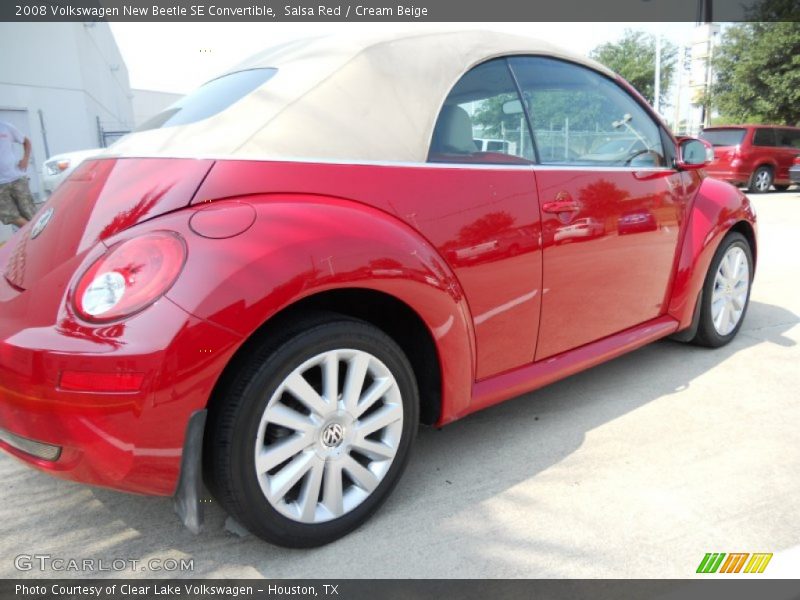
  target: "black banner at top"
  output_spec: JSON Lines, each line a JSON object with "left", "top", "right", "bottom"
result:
{"left": 2, "top": 0, "right": 800, "bottom": 22}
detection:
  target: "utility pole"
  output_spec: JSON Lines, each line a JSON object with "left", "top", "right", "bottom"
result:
{"left": 697, "top": 0, "right": 712, "bottom": 22}
{"left": 654, "top": 34, "right": 661, "bottom": 114}
{"left": 699, "top": 0, "right": 713, "bottom": 128}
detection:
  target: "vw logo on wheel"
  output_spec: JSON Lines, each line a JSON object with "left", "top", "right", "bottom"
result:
{"left": 30, "top": 207, "right": 55, "bottom": 239}
{"left": 321, "top": 423, "right": 345, "bottom": 448}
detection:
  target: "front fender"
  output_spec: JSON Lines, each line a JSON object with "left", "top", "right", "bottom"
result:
{"left": 155, "top": 195, "right": 476, "bottom": 424}
{"left": 668, "top": 176, "right": 757, "bottom": 329}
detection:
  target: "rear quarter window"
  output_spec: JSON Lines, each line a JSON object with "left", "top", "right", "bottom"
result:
{"left": 137, "top": 68, "right": 278, "bottom": 131}
{"left": 752, "top": 128, "right": 777, "bottom": 147}
{"left": 777, "top": 129, "right": 800, "bottom": 149}
{"left": 699, "top": 128, "right": 745, "bottom": 147}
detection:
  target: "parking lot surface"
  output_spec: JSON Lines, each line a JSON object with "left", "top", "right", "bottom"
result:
{"left": 1, "top": 191, "right": 798, "bottom": 579}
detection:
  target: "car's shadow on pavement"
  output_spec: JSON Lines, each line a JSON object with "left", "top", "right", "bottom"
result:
{"left": 1, "top": 300, "right": 796, "bottom": 578}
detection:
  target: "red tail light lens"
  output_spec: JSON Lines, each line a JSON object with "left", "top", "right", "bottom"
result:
{"left": 793, "top": 155, "right": 800, "bottom": 165}
{"left": 60, "top": 370, "right": 145, "bottom": 392}
{"left": 73, "top": 232, "right": 186, "bottom": 322}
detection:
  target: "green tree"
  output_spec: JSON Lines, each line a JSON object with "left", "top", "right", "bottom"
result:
{"left": 471, "top": 93, "right": 521, "bottom": 137}
{"left": 590, "top": 29, "right": 677, "bottom": 107}
{"left": 711, "top": 22, "right": 800, "bottom": 125}
{"left": 471, "top": 88, "right": 615, "bottom": 137}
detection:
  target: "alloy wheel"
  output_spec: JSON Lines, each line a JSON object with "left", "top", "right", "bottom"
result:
{"left": 711, "top": 245, "right": 750, "bottom": 336}
{"left": 254, "top": 349, "right": 403, "bottom": 524}
{"left": 754, "top": 169, "right": 771, "bottom": 192}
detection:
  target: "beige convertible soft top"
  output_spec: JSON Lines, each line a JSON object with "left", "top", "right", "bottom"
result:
{"left": 108, "top": 30, "right": 615, "bottom": 163}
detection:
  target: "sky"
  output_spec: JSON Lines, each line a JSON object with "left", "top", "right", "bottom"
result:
{"left": 110, "top": 22, "right": 698, "bottom": 94}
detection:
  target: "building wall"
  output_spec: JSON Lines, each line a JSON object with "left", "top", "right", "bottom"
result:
{"left": 132, "top": 89, "right": 183, "bottom": 127}
{"left": 0, "top": 23, "right": 134, "bottom": 170}
{"left": 687, "top": 23, "right": 720, "bottom": 135}
{"left": 0, "top": 22, "right": 134, "bottom": 241}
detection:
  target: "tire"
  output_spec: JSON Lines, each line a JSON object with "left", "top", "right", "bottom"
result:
{"left": 748, "top": 166, "right": 773, "bottom": 193}
{"left": 691, "top": 232, "right": 753, "bottom": 348}
{"left": 204, "top": 312, "right": 419, "bottom": 548}
{"left": 773, "top": 185, "right": 790, "bottom": 192}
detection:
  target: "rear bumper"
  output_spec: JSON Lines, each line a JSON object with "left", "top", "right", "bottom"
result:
{"left": 790, "top": 166, "right": 800, "bottom": 184}
{"left": 704, "top": 166, "right": 749, "bottom": 186}
{"left": 0, "top": 280, "right": 242, "bottom": 496}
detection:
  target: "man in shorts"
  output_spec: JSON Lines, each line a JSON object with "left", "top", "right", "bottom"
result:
{"left": 0, "top": 120, "right": 36, "bottom": 229}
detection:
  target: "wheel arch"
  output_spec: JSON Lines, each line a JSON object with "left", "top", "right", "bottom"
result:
{"left": 162, "top": 195, "right": 477, "bottom": 428}
{"left": 204, "top": 287, "right": 445, "bottom": 426}
{"left": 753, "top": 161, "right": 776, "bottom": 173}
{"left": 668, "top": 177, "right": 757, "bottom": 330}
{"left": 729, "top": 219, "right": 757, "bottom": 268}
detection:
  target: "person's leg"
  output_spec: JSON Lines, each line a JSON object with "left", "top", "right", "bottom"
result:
{"left": 0, "top": 181, "right": 28, "bottom": 229}
{"left": 9, "top": 177, "right": 36, "bottom": 222}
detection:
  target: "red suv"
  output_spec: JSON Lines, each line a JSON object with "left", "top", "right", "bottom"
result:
{"left": 700, "top": 125, "right": 800, "bottom": 193}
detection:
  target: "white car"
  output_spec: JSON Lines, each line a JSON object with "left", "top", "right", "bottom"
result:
{"left": 41, "top": 148, "right": 102, "bottom": 195}
{"left": 473, "top": 138, "right": 517, "bottom": 154}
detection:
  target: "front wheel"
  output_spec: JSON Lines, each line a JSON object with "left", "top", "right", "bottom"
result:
{"left": 205, "top": 313, "right": 419, "bottom": 547}
{"left": 692, "top": 232, "right": 753, "bottom": 347}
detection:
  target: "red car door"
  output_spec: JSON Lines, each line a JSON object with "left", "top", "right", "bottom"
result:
{"left": 508, "top": 57, "right": 687, "bottom": 360}
{"left": 424, "top": 58, "right": 543, "bottom": 379}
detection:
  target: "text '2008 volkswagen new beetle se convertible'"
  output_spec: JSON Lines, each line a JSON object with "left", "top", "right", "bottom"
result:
{"left": 0, "top": 31, "right": 756, "bottom": 547}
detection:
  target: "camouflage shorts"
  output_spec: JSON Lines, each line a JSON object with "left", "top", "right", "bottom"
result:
{"left": 0, "top": 177, "right": 36, "bottom": 225}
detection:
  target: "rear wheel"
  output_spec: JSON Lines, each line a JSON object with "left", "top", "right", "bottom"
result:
{"left": 205, "top": 313, "right": 419, "bottom": 547}
{"left": 691, "top": 232, "right": 753, "bottom": 347}
{"left": 748, "top": 166, "right": 773, "bottom": 193}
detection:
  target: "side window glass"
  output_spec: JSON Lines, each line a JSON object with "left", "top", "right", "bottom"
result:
{"left": 778, "top": 129, "right": 800, "bottom": 148}
{"left": 429, "top": 59, "right": 535, "bottom": 165}
{"left": 752, "top": 128, "right": 776, "bottom": 147}
{"left": 508, "top": 56, "right": 665, "bottom": 167}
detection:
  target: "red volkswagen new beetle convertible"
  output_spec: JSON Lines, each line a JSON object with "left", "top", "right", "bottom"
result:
{"left": 0, "top": 31, "right": 756, "bottom": 547}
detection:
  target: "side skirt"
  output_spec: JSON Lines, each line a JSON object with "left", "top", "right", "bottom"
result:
{"left": 465, "top": 315, "right": 679, "bottom": 419}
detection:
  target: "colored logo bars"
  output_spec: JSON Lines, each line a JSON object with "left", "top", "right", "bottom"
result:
{"left": 697, "top": 552, "right": 773, "bottom": 574}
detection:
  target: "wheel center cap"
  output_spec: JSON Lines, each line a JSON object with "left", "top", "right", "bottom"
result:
{"left": 321, "top": 422, "right": 345, "bottom": 448}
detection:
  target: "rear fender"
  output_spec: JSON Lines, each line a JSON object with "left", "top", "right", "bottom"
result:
{"left": 146, "top": 194, "right": 476, "bottom": 424}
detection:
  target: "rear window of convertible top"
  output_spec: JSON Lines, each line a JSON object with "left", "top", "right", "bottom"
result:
{"left": 136, "top": 68, "right": 278, "bottom": 131}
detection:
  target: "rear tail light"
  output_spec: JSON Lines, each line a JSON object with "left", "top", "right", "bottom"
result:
{"left": 793, "top": 155, "right": 800, "bottom": 165}
{"left": 60, "top": 370, "right": 144, "bottom": 392}
{"left": 73, "top": 231, "right": 186, "bottom": 322}
{"left": 728, "top": 145, "right": 743, "bottom": 167}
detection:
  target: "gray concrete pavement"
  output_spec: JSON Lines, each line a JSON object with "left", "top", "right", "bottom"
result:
{"left": 1, "top": 191, "right": 799, "bottom": 579}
